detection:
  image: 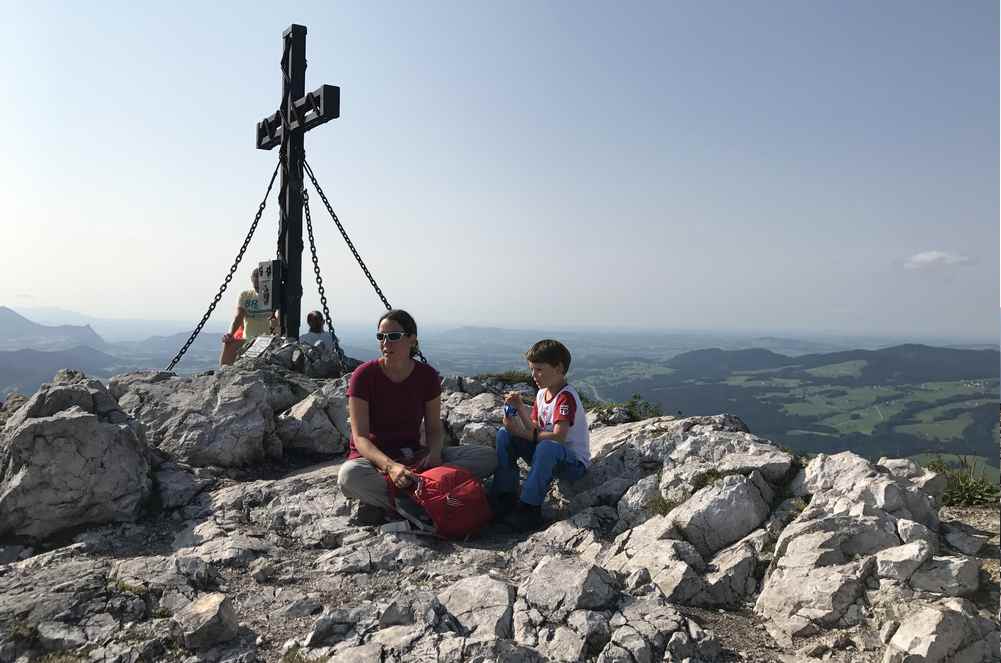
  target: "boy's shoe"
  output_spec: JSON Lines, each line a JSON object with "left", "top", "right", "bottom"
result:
{"left": 502, "top": 502, "right": 545, "bottom": 532}
{"left": 489, "top": 492, "right": 518, "bottom": 520}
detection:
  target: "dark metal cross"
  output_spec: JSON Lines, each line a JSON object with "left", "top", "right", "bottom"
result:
{"left": 256, "top": 24, "right": 339, "bottom": 339}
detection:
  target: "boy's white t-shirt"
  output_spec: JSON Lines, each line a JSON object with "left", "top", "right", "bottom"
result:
{"left": 531, "top": 383, "right": 591, "bottom": 467}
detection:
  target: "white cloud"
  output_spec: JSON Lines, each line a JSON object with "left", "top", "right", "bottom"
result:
{"left": 904, "top": 250, "right": 972, "bottom": 270}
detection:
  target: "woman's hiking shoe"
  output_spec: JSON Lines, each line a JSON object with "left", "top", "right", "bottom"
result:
{"left": 393, "top": 494, "right": 436, "bottom": 534}
{"left": 350, "top": 502, "right": 386, "bottom": 526}
{"left": 502, "top": 502, "right": 544, "bottom": 532}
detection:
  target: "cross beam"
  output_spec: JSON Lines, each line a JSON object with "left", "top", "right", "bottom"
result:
{"left": 255, "top": 24, "right": 340, "bottom": 339}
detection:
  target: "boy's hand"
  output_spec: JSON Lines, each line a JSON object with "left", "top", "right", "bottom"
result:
{"left": 504, "top": 392, "right": 524, "bottom": 409}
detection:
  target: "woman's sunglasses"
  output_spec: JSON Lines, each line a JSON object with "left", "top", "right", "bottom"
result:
{"left": 376, "top": 331, "right": 410, "bottom": 342}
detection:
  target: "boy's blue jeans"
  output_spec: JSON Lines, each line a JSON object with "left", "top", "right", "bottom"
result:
{"left": 491, "top": 427, "right": 588, "bottom": 506}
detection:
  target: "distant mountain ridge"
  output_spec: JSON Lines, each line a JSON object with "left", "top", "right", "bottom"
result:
{"left": 666, "top": 343, "right": 999, "bottom": 384}
{"left": 0, "top": 306, "right": 106, "bottom": 351}
{"left": 0, "top": 346, "right": 123, "bottom": 396}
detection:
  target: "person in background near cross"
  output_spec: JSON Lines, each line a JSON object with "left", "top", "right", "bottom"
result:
{"left": 298, "top": 311, "right": 330, "bottom": 349}
{"left": 219, "top": 268, "right": 278, "bottom": 365}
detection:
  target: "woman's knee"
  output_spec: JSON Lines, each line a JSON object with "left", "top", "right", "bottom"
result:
{"left": 337, "top": 460, "right": 370, "bottom": 497}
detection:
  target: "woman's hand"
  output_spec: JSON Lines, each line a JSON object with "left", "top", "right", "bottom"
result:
{"left": 386, "top": 462, "right": 416, "bottom": 488}
{"left": 222, "top": 332, "right": 235, "bottom": 344}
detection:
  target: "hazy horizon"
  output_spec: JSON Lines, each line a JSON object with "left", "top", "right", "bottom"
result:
{"left": 2, "top": 2, "right": 997, "bottom": 341}
{"left": 9, "top": 303, "right": 998, "bottom": 347}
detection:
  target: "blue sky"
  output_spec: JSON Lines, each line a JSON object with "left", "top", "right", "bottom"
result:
{"left": 1, "top": 2, "right": 997, "bottom": 341}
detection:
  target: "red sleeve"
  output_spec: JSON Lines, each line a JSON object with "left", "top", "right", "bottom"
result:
{"left": 553, "top": 392, "right": 577, "bottom": 425}
{"left": 530, "top": 402, "right": 539, "bottom": 426}
{"left": 347, "top": 362, "right": 373, "bottom": 401}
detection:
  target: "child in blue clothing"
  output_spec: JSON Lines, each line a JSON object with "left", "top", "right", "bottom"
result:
{"left": 491, "top": 339, "right": 590, "bottom": 531}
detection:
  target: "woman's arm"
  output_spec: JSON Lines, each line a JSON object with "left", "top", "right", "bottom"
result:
{"left": 349, "top": 396, "right": 415, "bottom": 487}
{"left": 419, "top": 396, "right": 444, "bottom": 469}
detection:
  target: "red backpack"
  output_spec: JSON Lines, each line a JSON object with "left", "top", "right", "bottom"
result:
{"left": 387, "top": 465, "right": 493, "bottom": 539}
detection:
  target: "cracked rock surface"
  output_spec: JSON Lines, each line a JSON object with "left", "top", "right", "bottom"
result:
{"left": 0, "top": 368, "right": 996, "bottom": 663}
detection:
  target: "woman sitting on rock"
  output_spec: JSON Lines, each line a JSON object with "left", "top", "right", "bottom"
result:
{"left": 338, "top": 309, "right": 497, "bottom": 524}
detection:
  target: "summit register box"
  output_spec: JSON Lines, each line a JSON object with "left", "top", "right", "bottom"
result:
{"left": 257, "top": 260, "right": 283, "bottom": 311}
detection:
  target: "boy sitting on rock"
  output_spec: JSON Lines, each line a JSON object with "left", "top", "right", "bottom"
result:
{"left": 491, "top": 339, "right": 590, "bottom": 531}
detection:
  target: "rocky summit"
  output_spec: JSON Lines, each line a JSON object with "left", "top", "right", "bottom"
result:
{"left": 0, "top": 363, "right": 997, "bottom": 663}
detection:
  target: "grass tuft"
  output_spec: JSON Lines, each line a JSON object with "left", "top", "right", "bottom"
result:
{"left": 923, "top": 455, "right": 1000, "bottom": 507}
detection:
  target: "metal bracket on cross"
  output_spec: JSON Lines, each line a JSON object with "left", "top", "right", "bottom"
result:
{"left": 256, "top": 85, "right": 340, "bottom": 151}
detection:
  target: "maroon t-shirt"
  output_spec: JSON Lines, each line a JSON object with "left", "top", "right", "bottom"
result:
{"left": 347, "top": 359, "right": 442, "bottom": 461}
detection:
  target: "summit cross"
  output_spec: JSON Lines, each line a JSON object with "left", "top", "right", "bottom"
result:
{"left": 256, "top": 24, "right": 340, "bottom": 339}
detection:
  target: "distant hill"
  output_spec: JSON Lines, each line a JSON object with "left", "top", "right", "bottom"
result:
{"left": 666, "top": 348, "right": 795, "bottom": 377}
{"left": 0, "top": 306, "right": 106, "bottom": 351}
{"left": 665, "top": 344, "right": 999, "bottom": 385}
{"left": 0, "top": 346, "right": 125, "bottom": 396}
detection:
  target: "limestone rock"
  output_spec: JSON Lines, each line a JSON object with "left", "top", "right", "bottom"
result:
{"left": 614, "top": 474, "right": 661, "bottom": 533}
{"left": 669, "top": 473, "right": 771, "bottom": 558}
{"left": 883, "top": 599, "right": 999, "bottom": 663}
{"left": 909, "top": 556, "right": 980, "bottom": 596}
{"left": 438, "top": 575, "right": 515, "bottom": 638}
{"left": 0, "top": 375, "right": 151, "bottom": 540}
{"left": 275, "top": 376, "right": 351, "bottom": 457}
{"left": 116, "top": 366, "right": 281, "bottom": 467}
{"left": 519, "top": 556, "right": 618, "bottom": 623}
{"left": 154, "top": 462, "right": 216, "bottom": 509}
{"left": 875, "top": 541, "right": 932, "bottom": 581}
{"left": 170, "top": 592, "right": 238, "bottom": 649}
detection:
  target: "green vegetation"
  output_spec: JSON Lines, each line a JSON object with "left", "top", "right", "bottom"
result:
{"left": 922, "top": 455, "right": 1001, "bottom": 506}
{"left": 690, "top": 469, "right": 722, "bottom": 491}
{"left": 571, "top": 344, "right": 998, "bottom": 467}
{"left": 9, "top": 620, "right": 38, "bottom": 643}
{"left": 589, "top": 393, "right": 663, "bottom": 422}
{"left": 647, "top": 493, "right": 678, "bottom": 516}
{"left": 805, "top": 360, "right": 867, "bottom": 378}
{"left": 912, "top": 454, "right": 1000, "bottom": 485}
{"left": 282, "top": 646, "right": 327, "bottom": 663}
{"left": 37, "top": 654, "right": 88, "bottom": 663}
{"left": 113, "top": 579, "right": 148, "bottom": 596}
{"left": 895, "top": 413, "right": 975, "bottom": 442}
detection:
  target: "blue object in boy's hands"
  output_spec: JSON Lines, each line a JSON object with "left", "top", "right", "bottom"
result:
{"left": 503, "top": 404, "right": 518, "bottom": 418}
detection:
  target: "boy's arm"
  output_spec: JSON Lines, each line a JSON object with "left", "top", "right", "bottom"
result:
{"left": 502, "top": 392, "right": 535, "bottom": 439}
{"left": 537, "top": 392, "right": 575, "bottom": 444}
{"left": 538, "top": 420, "right": 570, "bottom": 443}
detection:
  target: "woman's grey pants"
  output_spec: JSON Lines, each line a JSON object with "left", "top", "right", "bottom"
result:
{"left": 337, "top": 445, "right": 498, "bottom": 511}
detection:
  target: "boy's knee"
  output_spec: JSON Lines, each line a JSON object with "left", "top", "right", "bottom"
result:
{"left": 532, "top": 440, "right": 563, "bottom": 463}
{"left": 495, "top": 427, "right": 513, "bottom": 449}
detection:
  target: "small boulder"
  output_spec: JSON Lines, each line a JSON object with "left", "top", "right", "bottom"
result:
{"left": 170, "top": 592, "right": 238, "bottom": 649}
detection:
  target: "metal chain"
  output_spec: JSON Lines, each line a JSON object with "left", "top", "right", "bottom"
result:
{"left": 302, "top": 159, "right": 391, "bottom": 310}
{"left": 165, "top": 160, "right": 281, "bottom": 372}
{"left": 302, "top": 158, "right": 428, "bottom": 364}
{"left": 303, "top": 187, "right": 347, "bottom": 366}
